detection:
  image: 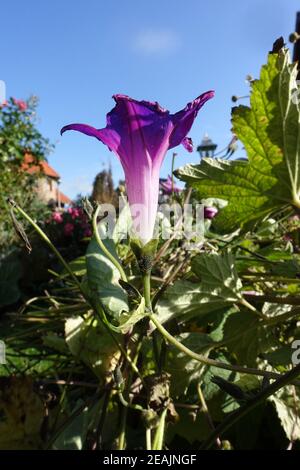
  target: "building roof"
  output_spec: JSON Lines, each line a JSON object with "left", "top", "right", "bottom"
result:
{"left": 58, "top": 190, "right": 72, "bottom": 205}
{"left": 21, "top": 152, "right": 72, "bottom": 205}
{"left": 22, "top": 152, "right": 60, "bottom": 179}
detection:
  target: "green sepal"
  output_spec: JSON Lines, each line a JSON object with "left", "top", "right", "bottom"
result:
{"left": 130, "top": 238, "right": 158, "bottom": 274}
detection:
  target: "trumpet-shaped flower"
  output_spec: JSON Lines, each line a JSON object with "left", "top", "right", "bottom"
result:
{"left": 61, "top": 92, "right": 214, "bottom": 244}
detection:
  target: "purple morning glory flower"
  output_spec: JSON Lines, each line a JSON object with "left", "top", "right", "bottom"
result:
{"left": 204, "top": 206, "right": 218, "bottom": 220}
{"left": 160, "top": 176, "right": 182, "bottom": 195}
{"left": 61, "top": 92, "right": 214, "bottom": 244}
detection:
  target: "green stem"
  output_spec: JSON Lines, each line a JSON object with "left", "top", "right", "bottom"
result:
{"left": 146, "top": 428, "right": 152, "bottom": 450}
{"left": 239, "top": 297, "right": 267, "bottom": 320}
{"left": 152, "top": 408, "right": 168, "bottom": 450}
{"left": 118, "top": 407, "right": 127, "bottom": 450}
{"left": 148, "top": 313, "right": 292, "bottom": 380}
{"left": 91, "top": 299, "right": 144, "bottom": 382}
{"left": 197, "top": 383, "right": 221, "bottom": 449}
{"left": 143, "top": 272, "right": 152, "bottom": 310}
{"left": 242, "top": 274, "right": 300, "bottom": 283}
{"left": 117, "top": 330, "right": 145, "bottom": 449}
{"left": 244, "top": 293, "right": 300, "bottom": 306}
{"left": 93, "top": 205, "right": 127, "bottom": 282}
{"left": 143, "top": 272, "right": 161, "bottom": 372}
{"left": 8, "top": 201, "right": 144, "bottom": 387}
{"left": 118, "top": 390, "right": 144, "bottom": 411}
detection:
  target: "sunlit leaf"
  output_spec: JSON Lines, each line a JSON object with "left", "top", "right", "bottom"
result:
{"left": 176, "top": 48, "right": 300, "bottom": 232}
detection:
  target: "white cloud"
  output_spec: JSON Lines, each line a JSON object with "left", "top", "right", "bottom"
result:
{"left": 61, "top": 175, "right": 92, "bottom": 199}
{"left": 133, "top": 29, "right": 181, "bottom": 56}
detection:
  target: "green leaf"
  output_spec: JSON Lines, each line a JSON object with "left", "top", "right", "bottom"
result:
{"left": 52, "top": 400, "right": 93, "bottom": 450}
{"left": 192, "top": 251, "right": 243, "bottom": 303}
{"left": 157, "top": 252, "right": 242, "bottom": 324}
{"left": 201, "top": 353, "right": 240, "bottom": 416}
{"left": 42, "top": 333, "right": 69, "bottom": 354}
{"left": 223, "top": 310, "right": 278, "bottom": 366}
{"left": 156, "top": 280, "right": 237, "bottom": 324}
{"left": 86, "top": 225, "right": 128, "bottom": 319}
{"left": 165, "top": 332, "right": 214, "bottom": 397}
{"left": 62, "top": 256, "right": 87, "bottom": 277}
{"left": 116, "top": 297, "right": 146, "bottom": 333}
{"left": 52, "top": 400, "right": 108, "bottom": 450}
{"left": 262, "top": 346, "right": 293, "bottom": 367}
{"left": 270, "top": 386, "right": 300, "bottom": 441}
{"left": 65, "top": 316, "right": 121, "bottom": 380}
{"left": 176, "top": 48, "right": 300, "bottom": 232}
{"left": 270, "top": 258, "right": 300, "bottom": 278}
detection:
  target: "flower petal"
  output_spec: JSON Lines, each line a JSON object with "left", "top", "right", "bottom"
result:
{"left": 61, "top": 123, "right": 101, "bottom": 139}
{"left": 60, "top": 123, "right": 121, "bottom": 155}
{"left": 181, "top": 137, "right": 193, "bottom": 153}
{"left": 169, "top": 91, "right": 214, "bottom": 150}
{"left": 105, "top": 95, "right": 174, "bottom": 169}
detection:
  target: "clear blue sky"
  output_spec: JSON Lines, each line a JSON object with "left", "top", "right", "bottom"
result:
{"left": 1, "top": 0, "right": 299, "bottom": 198}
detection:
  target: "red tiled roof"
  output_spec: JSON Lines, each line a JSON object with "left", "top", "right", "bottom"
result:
{"left": 21, "top": 153, "right": 60, "bottom": 179}
{"left": 58, "top": 190, "right": 72, "bottom": 205}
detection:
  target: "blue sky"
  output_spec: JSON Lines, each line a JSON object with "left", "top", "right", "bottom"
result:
{"left": 1, "top": 0, "right": 299, "bottom": 198}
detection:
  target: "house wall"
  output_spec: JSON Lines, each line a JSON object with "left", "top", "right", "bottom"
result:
{"left": 35, "top": 176, "right": 59, "bottom": 205}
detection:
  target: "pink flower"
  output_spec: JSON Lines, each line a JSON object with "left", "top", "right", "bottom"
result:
{"left": 182, "top": 137, "right": 194, "bottom": 153}
{"left": 64, "top": 222, "right": 74, "bottom": 236}
{"left": 61, "top": 92, "right": 214, "bottom": 244}
{"left": 68, "top": 207, "right": 81, "bottom": 219}
{"left": 204, "top": 206, "right": 218, "bottom": 219}
{"left": 13, "top": 98, "right": 27, "bottom": 111}
{"left": 0, "top": 100, "right": 8, "bottom": 108}
{"left": 52, "top": 211, "right": 63, "bottom": 223}
{"left": 160, "top": 175, "right": 182, "bottom": 195}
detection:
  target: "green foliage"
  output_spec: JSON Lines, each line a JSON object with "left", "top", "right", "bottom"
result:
{"left": 2, "top": 43, "right": 300, "bottom": 451}
{"left": 0, "top": 97, "right": 52, "bottom": 248}
{"left": 86, "top": 221, "right": 147, "bottom": 333}
{"left": 192, "top": 251, "right": 243, "bottom": 302}
{"left": 65, "top": 315, "right": 121, "bottom": 381}
{"left": 222, "top": 310, "right": 278, "bottom": 366}
{"left": 270, "top": 386, "right": 300, "bottom": 441}
{"left": 0, "top": 249, "right": 22, "bottom": 307}
{"left": 165, "top": 332, "right": 214, "bottom": 396}
{"left": 156, "top": 280, "right": 233, "bottom": 323}
{"left": 86, "top": 226, "right": 129, "bottom": 318}
{"left": 176, "top": 48, "right": 300, "bottom": 233}
{"left": 157, "top": 252, "right": 242, "bottom": 323}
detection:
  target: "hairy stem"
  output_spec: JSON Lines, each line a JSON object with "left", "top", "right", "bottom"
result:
{"left": 148, "top": 313, "right": 294, "bottom": 381}
{"left": 143, "top": 272, "right": 152, "bottom": 310}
